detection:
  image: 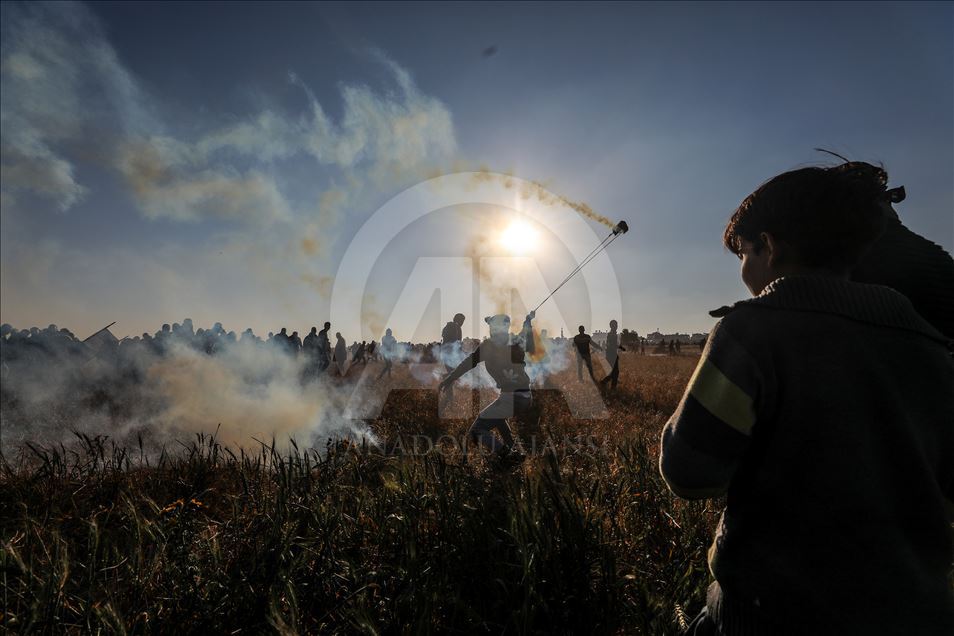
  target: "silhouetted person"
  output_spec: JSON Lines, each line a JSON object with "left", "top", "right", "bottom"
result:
{"left": 317, "top": 322, "right": 331, "bottom": 373}
{"left": 333, "top": 332, "right": 347, "bottom": 376}
{"left": 377, "top": 328, "right": 397, "bottom": 380}
{"left": 273, "top": 327, "right": 291, "bottom": 355}
{"left": 850, "top": 181, "right": 954, "bottom": 340}
{"left": 182, "top": 318, "right": 195, "bottom": 339}
{"left": 202, "top": 327, "right": 217, "bottom": 355}
{"left": 441, "top": 313, "right": 465, "bottom": 401}
{"left": 599, "top": 320, "right": 626, "bottom": 390}
{"left": 290, "top": 331, "right": 302, "bottom": 356}
{"left": 155, "top": 323, "right": 171, "bottom": 353}
{"left": 668, "top": 339, "right": 676, "bottom": 356}
{"left": 439, "top": 312, "right": 535, "bottom": 465}
{"left": 303, "top": 327, "right": 319, "bottom": 375}
{"left": 573, "top": 325, "right": 601, "bottom": 383}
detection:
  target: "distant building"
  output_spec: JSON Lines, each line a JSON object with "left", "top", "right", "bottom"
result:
{"left": 645, "top": 330, "right": 706, "bottom": 345}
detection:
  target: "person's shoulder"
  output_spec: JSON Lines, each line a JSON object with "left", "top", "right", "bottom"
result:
{"left": 702, "top": 302, "right": 774, "bottom": 356}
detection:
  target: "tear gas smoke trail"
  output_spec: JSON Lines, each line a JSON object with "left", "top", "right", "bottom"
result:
{"left": 471, "top": 169, "right": 617, "bottom": 230}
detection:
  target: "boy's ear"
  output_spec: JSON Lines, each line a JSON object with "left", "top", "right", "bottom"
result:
{"left": 760, "top": 232, "right": 783, "bottom": 267}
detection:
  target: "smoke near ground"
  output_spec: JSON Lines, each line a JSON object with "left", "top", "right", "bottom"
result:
{"left": 0, "top": 319, "right": 579, "bottom": 453}
{"left": 0, "top": 324, "right": 375, "bottom": 452}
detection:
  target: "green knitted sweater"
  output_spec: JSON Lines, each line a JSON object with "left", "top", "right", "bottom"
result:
{"left": 661, "top": 275, "right": 954, "bottom": 635}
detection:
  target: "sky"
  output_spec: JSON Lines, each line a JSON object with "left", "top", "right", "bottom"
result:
{"left": 2, "top": 1, "right": 952, "bottom": 342}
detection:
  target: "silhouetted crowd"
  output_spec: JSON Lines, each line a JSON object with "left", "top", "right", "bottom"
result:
{"left": 0, "top": 319, "right": 420, "bottom": 438}
{"left": 0, "top": 319, "right": 465, "bottom": 385}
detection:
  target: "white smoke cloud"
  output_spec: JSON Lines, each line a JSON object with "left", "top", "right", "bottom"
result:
{"left": 115, "top": 135, "right": 293, "bottom": 224}
{"left": 292, "top": 55, "right": 457, "bottom": 177}
{"left": 1, "top": 1, "right": 457, "bottom": 226}
{"left": 0, "top": 331, "right": 376, "bottom": 452}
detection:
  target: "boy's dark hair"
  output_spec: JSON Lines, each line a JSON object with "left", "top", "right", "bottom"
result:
{"left": 723, "top": 161, "right": 893, "bottom": 271}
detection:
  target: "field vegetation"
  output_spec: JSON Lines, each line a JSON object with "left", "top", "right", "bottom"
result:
{"left": 1, "top": 353, "right": 721, "bottom": 634}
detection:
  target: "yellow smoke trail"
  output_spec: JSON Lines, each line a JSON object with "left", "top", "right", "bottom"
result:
{"left": 471, "top": 168, "right": 616, "bottom": 230}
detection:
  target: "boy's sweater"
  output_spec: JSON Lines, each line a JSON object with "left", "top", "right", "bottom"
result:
{"left": 660, "top": 275, "right": 954, "bottom": 634}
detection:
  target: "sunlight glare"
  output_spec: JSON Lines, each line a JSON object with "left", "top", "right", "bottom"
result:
{"left": 499, "top": 220, "right": 538, "bottom": 255}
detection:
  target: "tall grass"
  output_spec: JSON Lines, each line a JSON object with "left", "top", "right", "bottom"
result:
{"left": 1, "top": 354, "right": 719, "bottom": 634}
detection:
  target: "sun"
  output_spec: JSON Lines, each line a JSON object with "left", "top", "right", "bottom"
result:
{"left": 499, "top": 220, "right": 538, "bottom": 255}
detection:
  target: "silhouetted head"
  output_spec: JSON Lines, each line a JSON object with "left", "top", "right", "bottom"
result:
{"left": 310, "top": 327, "right": 317, "bottom": 335}
{"left": 280, "top": 327, "right": 287, "bottom": 335}
{"left": 324, "top": 321, "right": 331, "bottom": 330}
{"left": 386, "top": 328, "right": 392, "bottom": 336}
{"left": 336, "top": 332, "right": 342, "bottom": 339}
{"left": 578, "top": 325, "right": 585, "bottom": 334}
{"left": 609, "top": 320, "right": 618, "bottom": 330}
{"left": 724, "top": 160, "right": 893, "bottom": 294}
{"left": 291, "top": 331, "right": 298, "bottom": 338}
{"left": 162, "top": 323, "right": 170, "bottom": 332}
{"left": 454, "top": 313, "right": 465, "bottom": 326}
{"left": 484, "top": 314, "right": 511, "bottom": 341}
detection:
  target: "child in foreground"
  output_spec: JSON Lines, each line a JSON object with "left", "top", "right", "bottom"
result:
{"left": 660, "top": 161, "right": 954, "bottom": 634}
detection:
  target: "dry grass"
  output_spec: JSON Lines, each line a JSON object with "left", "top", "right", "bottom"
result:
{"left": 0, "top": 352, "right": 721, "bottom": 634}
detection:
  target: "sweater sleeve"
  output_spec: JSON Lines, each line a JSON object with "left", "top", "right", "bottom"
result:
{"left": 659, "top": 318, "right": 763, "bottom": 500}
{"left": 444, "top": 344, "right": 481, "bottom": 384}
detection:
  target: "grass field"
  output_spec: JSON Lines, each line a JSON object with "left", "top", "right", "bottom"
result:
{"left": 0, "top": 352, "right": 722, "bottom": 635}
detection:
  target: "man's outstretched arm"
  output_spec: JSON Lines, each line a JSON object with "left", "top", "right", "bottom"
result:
{"left": 438, "top": 347, "right": 481, "bottom": 390}
{"left": 659, "top": 319, "right": 764, "bottom": 499}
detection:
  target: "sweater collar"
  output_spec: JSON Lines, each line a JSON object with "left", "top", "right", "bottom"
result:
{"left": 710, "top": 275, "right": 948, "bottom": 344}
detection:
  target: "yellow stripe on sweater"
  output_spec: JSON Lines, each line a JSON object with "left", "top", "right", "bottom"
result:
{"left": 688, "top": 358, "right": 755, "bottom": 435}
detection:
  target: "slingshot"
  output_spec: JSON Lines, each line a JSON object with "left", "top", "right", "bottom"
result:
{"left": 531, "top": 220, "right": 629, "bottom": 313}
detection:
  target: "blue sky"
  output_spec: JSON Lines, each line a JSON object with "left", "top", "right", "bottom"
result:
{"left": 2, "top": 1, "right": 951, "bottom": 340}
